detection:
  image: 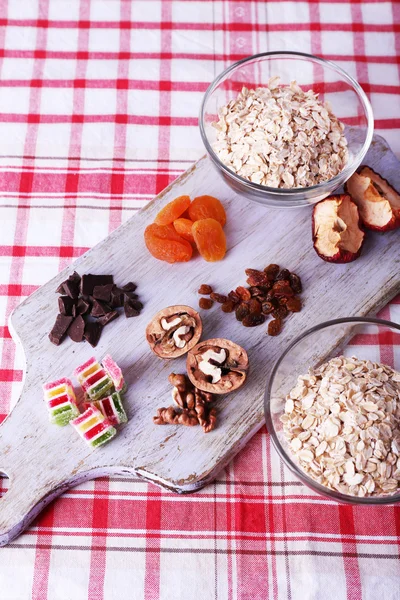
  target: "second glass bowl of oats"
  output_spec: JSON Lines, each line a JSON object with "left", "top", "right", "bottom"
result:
{"left": 265, "top": 318, "right": 400, "bottom": 504}
{"left": 199, "top": 52, "right": 374, "bottom": 207}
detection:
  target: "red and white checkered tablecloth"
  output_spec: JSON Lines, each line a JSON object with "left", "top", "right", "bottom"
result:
{"left": 0, "top": 1, "right": 400, "bottom": 598}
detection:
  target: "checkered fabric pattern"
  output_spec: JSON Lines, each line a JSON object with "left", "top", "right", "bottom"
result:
{"left": 0, "top": 1, "right": 400, "bottom": 598}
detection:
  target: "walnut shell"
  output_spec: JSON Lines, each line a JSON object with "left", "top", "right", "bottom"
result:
{"left": 186, "top": 338, "right": 248, "bottom": 394}
{"left": 146, "top": 305, "right": 202, "bottom": 359}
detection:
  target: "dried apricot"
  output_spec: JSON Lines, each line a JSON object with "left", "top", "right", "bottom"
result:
{"left": 188, "top": 195, "right": 226, "bottom": 227}
{"left": 192, "top": 218, "right": 227, "bottom": 262}
{"left": 155, "top": 195, "right": 191, "bottom": 226}
{"left": 144, "top": 223, "right": 192, "bottom": 263}
{"left": 173, "top": 217, "right": 195, "bottom": 243}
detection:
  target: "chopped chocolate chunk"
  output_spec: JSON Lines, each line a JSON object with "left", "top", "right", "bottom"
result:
{"left": 124, "top": 299, "right": 141, "bottom": 318}
{"left": 56, "top": 281, "right": 66, "bottom": 294}
{"left": 75, "top": 297, "right": 91, "bottom": 315}
{"left": 93, "top": 283, "right": 114, "bottom": 302}
{"left": 84, "top": 321, "right": 103, "bottom": 347}
{"left": 58, "top": 296, "right": 75, "bottom": 316}
{"left": 124, "top": 291, "right": 138, "bottom": 301}
{"left": 110, "top": 287, "right": 125, "bottom": 308}
{"left": 81, "top": 274, "right": 114, "bottom": 296}
{"left": 49, "top": 314, "right": 73, "bottom": 346}
{"left": 91, "top": 299, "right": 112, "bottom": 317}
{"left": 98, "top": 310, "right": 119, "bottom": 326}
{"left": 63, "top": 278, "right": 80, "bottom": 299}
{"left": 121, "top": 282, "right": 137, "bottom": 292}
{"left": 68, "top": 315, "right": 86, "bottom": 343}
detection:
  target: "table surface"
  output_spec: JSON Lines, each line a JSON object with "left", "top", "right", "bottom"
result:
{"left": 0, "top": 1, "right": 400, "bottom": 599}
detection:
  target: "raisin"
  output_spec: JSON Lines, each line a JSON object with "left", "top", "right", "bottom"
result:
{"left": 268, "top": 318, "right": 282, "bottom": 336}
{"left": 249, "top": 286, "right": 268, "bottom": 297}
{"left": 144, "top": 223, "right": 193, "bottom": 263}
{"left": 289, "top": 273, "right": 302, "bottom": 294}
{"left": 286, "top": 297, "right": 302, "bottom": 312}
{"left": 235, "top": 303, "right": 250, "bottom": 322}
{"left": 278, "top": 296, "right": 289, "bottom": 305}
{"left": 221, "top": 300, "right": 235, "bottom": 313}
{"left": 264, "top": 264, "right": 280, "bottom": 280}
{"left": 272, "top": 305, "right": 288, "bottom": 319}
{"left": 246, "top": 272, "right": 268, "bottom": 286}
{"left": 192, "top": 218, "right": 226, "bottom": 262}
{"left": 198, "top": 284, "right": 213, "bottom": 295}
{"left": 276, "top": 268, "right": 291, "bottom": 281}
{"left": 210, "top": 292, "right": 227, "bottom": 303}
{"left": 173, "top": 218, "right": 195, "bottom": 243}
{"left": 242, "top": 314, "right": 265, "bottom": 327}
{"left": 188, "top": 195, "right": 226, "bottom": 227}
{"left": 199, "top": 297, "right": 213, "bottom": 310}
{"left": 262, "top": 301, "right": 275, "bottom": 315}
{"left": 228, "top": 290, "right": 241, "bottom": 304}
{"left": 235, "top": 286, "right": 251, "bottom": 301}
{"left": 271, "top": 281, "right": 294, "bottom": 297}
{"left": 248, "top": 297, "right": 261, "bottom": 315}
{"left": 155, "top": 195, "right": 191, "bottom": 226}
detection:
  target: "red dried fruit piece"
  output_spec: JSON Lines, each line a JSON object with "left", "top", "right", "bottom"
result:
{"left": 242, "top": 314, "right": 265, "bottom": 327}
{"left": 312, "top": 195, "right": 365, "bottom": 264}
{"left": 188, "top": 195, "right": 226, "bottom": 227}
{"left": 276, "top": 268, "right": 291, "bottom": 281}
{"left": 289, "top": 273, "right": 302, "bottom": 294}
{"left": 144, "top": 223, "right": 193, "bottom": 263}
{"left": 173, "top": 217, "right": 195, "bottom": 243}
{"left": 210, "top": 292, "right": 227, "bottom": 303}
{"left": 228, "top": 290, "right": 241, "bottom": 304}
{"left": 155, "top": 195, "right": 191, "bottom": 226}
{"left": 235, "top": 286, "right": 251, "bottom": 301}
{"left": 198, "top": 284, "right": 213, "bottom": 295}
{"left": 235, "top": 304, "right": 249, "bottom": 322}
{"left": 272, "top": 305, "right": 288, "bottom": 319}
{"left": 221, "top": 300, "right": 235, "bottom": 313}
{"left": 346, "top": 166, "right": 400, "bottom": 231}
{"left": 264, "top": 264, "right": 280, "bottom": 279}
{"left": 246, "top": 270, "right": 268, "bottom": 286}
{"left": 199, "top": 297, "right": 214, "bottom": 310}
{"left": 268, "top": 319, "right": 282, "bottom": 336}
{"left": 192, "top": 218, "right": 227, "bottom": 262}
{"left": 271, "top": 281, "right": 294, "bottom": 298}
{"left": 248, "top": 298, "right": 261, "bottom": 315}
{"left": 286, "top": 297, "right": 302, "bottom": 312}
{"left": 261, "top": 301, "right": 275, "bottom": 315}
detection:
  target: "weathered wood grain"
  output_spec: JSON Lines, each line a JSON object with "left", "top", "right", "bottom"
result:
{"left": 0, "top": 134, "right": 399, "bottom": 546}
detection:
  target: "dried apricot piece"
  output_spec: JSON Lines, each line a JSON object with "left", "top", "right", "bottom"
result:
{"left": 155, "top": 195, "right": 191, "bottom": 226}
{"left": 144, "top": 223, "right": 192, "bottom": 263}
{"left": 173, "top": 218, "right": 195, "bottom": 243}
{"left": 192, "top": 218, "right": 226, "bottom": 262}
{"left": 188, "top": 195, "right": 226, "bottom": 227}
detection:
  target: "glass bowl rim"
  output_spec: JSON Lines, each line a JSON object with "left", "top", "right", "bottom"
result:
{"left": 264, "top": 316, "right": 400, "bottom": 505}
{"left": 199, "top": 50, "right": 375, "bottom": 196}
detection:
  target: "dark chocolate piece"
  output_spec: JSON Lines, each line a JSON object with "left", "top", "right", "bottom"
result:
{"left": 68, "top": 315, "right": 85, "bottom": 342}
{"left": 130, "top": 299, "right": 143, "bottom": 311}
{"left": 81, "top": 274, "right": 113, "bottom": 296}
{"left": 110, "top": 287, "right": 125, "bottom": 308}
{"left": 124, "top": 299, "right": 140, "bottom": 318}
{"left": 124, "top": 292, "right": 138, "bottom": 301}
{"left": 58, "top": 296, "right": 75, "bottom": 316}
{"left": 55, "top": 271, "right": 81, "bottom": 295}
{"left": 93, "top": 283, "right": 114, "bottom": 302}
{"left": 98, "top": 310, "right": 119, "bottom": 326}
{"left": 121, "top": 282, "right": 137, "bottom": 293}
{"left": 91, "top": 299, "right": 112, "bottom": 317}
{"left": 49, "top": 314, "right": 73, "bottom": 346}
{"left": 75, "top": 297, "right": 91, "bottom": 315}
{"left": 84, "top": 321, "right": 103, "bottom": 347}
{"left": 63, "top": 279, "right": 80, "bottom": 299}
{"left": 56, "top": 281, "right": 66, "bottom": 294}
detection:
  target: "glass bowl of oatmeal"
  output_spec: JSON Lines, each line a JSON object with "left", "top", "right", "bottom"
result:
{"left": 199, "top": 52, "right": 374, "bottom": 208}
{"left": 264, "top": 317, "right": 400, "bottom": 504}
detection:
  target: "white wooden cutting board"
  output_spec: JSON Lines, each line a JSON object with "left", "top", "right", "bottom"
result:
{"left": 0, "top": 134, "right": 399, "bottom": 546}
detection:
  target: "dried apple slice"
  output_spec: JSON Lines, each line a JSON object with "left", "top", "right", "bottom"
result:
{"left": 312, "top": 195, "right": 365, "bottom": 263}
{"left": 346, "top": 167, "right": 400, "bottom": 231}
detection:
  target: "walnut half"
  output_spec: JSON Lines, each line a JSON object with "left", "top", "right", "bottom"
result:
{"left": 186, "top": 338, "right": 249, "bottom": 394}
{"left": 146, "top": 305, "right": 202, "bottom": 359}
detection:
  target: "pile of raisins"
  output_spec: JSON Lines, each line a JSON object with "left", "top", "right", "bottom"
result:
{"left": 198, "top": 265, "right": 302, "bottom": 336}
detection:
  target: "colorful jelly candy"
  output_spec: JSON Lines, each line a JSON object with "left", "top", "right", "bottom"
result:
{"left": 83, "top": 391, "right": 127, "bottom": 426}
{"left": 101, "top": 354, "right": 126, "bottom": 393}
{"left": 43, "top": 377, "right": 79, "bottom": 426}
{"left": 70, "top": 405, "right": 116, "bottom": 448}
{"left": 73, "top": 356, "right": 114, "bottom": 400}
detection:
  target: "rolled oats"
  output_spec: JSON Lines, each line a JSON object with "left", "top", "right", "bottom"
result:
{"left": 280, "top": 356, "right": 400, "bottom": 497}
{"left": 212, "top": 77, "right": 348, "bottom": 189}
